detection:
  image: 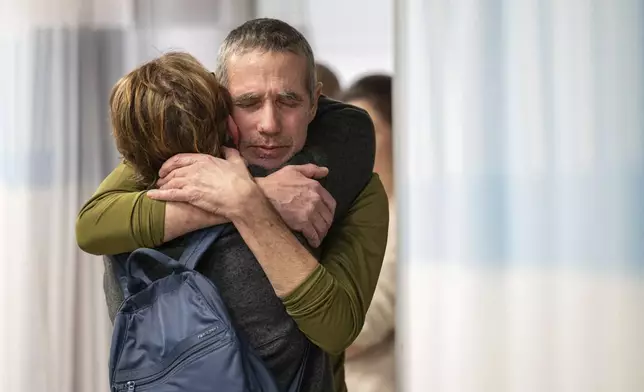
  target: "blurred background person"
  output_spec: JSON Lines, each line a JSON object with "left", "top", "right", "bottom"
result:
{"left": 315, "top": 62, "right": 342, "bottom": 99}
{"left": 343, "top": 75, "right": 393, "bottom": 198}
{"left": 342, "top": 74, "right": 396, "bottom": 392}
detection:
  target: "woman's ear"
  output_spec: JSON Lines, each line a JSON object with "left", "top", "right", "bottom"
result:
{"left": 227, "top": 115, "right": 240, "bottom": 147}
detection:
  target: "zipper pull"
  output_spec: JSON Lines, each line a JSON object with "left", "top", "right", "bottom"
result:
{"left": 126, "top": 381, "right": 136, "bottom": 391}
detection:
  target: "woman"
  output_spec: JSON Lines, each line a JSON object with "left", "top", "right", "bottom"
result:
{"left": 342, "top": 74, "right": 396, "bottom": 392}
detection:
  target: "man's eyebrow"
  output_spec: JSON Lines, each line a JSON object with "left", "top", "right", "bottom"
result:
{"left": 233, "top": 92, "right": 260, "bottom": 103}
{"left": 278, "top": 91, "right": 304, "bottom": 101}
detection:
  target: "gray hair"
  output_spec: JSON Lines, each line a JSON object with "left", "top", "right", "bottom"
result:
{"left": 215, "top": 18, "right": 317, "bottom": 102}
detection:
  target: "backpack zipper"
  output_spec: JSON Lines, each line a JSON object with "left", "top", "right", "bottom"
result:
{"left": 116, "top": 331, "right": 230, "bottom": 391}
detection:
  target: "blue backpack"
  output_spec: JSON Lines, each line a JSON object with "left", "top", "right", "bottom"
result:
{"left": 107, "top": 226, "right": 308, "bottom": 392}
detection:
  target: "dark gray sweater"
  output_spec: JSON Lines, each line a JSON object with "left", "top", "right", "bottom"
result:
{"left": 103, "top": 97, "right": 375, "bottom": 391}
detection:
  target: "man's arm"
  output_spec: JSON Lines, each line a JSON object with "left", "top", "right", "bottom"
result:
{"left": 231, "top": 175, "right": 389, "bottom": 355}
{"left": 147, "top": 151, "right": 389, "bottom": 355}
{"left": 306, "top": 97, "right": 375, "bottom": 219}
{"left": 228, "top": 184, "right": 320, "bottom": 297}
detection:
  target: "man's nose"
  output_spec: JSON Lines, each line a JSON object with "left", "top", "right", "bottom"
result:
{"left": 258, "top": 102, "right": 280, "bottom": 135}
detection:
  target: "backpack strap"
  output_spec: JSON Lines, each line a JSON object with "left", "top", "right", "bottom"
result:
{"left": 121, "top": 248, "right": 183, "bottom": 297}
{"left": 112, "top": 224, "right": 230, "bottom": 298}
{"left": 178, "top": 224, "right": 230, "bottom": 270}
{"left": 287, "top": 343, "right": 311, "bottom": 392}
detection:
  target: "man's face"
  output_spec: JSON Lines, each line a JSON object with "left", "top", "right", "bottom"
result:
{"left": 226, "top": 50, "right": 321, "bottom": 169}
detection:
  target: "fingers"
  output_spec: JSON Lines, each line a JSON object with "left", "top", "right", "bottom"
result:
{"left": 158, "top": 177, "right": 188, "bottom": 190}
{"left": 318, "top": 200, "right": 334, "bottom": 229}
{"left": 156, "top": 166, "right": 192, "bottom": 187}
{"left": 159, "top": 154, "right": 205, "bottom": 178}
{"left": 301, "top": 224, "right": 322, "bottom": 249}
{"left": 303, "top": 210, "right": 331, "bottom": 248}
{"left": 292, "top": 164, "right": 329, "bottom": 180}
{"left": 223, "top": 147, "right": 250, "bottom": 168}
{"left": 310, "top": 211, "right": 331, "bottom": 247}
{"left": 222, "top": 146, "right": 246, "bottom": 165}
{"left": 300, "top": 196, "right": 334, "bottom": 248}
{"left": 316, "top": 186, "right": 337, "bottom": 221}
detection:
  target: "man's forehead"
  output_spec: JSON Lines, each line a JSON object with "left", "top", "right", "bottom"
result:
{"left": 227, "top": 49, "right": 305, "bottom": 68}
{"left": 226, "top": 50, "right": 308, "bottom": 95}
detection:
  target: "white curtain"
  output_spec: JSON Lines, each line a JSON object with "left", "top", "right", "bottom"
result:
{"left": 0, "top": 1, "right": 252, "bottom": 391}
{"left": 396, "top": 1, "right": 644, "bottom": 391}
{"left": 0, "top": 2, "right": 128, "bottom": 391}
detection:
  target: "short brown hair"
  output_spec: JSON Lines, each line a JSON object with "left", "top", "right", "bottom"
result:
{"left": 110, "top": 51, "right": 232, "bottom": 186}
{"left": 315, "top": 62, "right": 341, "bottom": 99}
{"left": 342, "top": 74, "right": 392, "bottom": 127}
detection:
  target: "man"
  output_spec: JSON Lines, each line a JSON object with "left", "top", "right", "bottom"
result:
{"left": 76, "top": 19, "right": 388, "bottom": 392}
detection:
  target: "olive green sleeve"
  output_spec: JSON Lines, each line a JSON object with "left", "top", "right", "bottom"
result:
{"left": 281, "top": 174, "right": 389, "bottom": 355}
{"left": 75, "top": 162, "right": 166, "bottom": 255}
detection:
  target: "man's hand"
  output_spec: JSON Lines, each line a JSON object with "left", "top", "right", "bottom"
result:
{"left": 257, "top": 165, "right": 336, "bottom": 248}
{"left": 147, "top": 148, "right": 257, "bottom": 218}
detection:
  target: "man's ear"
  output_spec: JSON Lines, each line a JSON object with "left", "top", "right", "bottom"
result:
{"left": 226, "top": 115, "right": 240, "bottom": 147}
{"left": 308, "top": 81, "right": 323, "bottom": 123}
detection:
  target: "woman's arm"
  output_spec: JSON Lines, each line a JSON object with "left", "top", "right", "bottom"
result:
{"left": 346, "top": 210, "right": 396, "bottom": 356}
{"left": 76, "top": 162, "right": 226, "bottom": 255}
{"left": 281, "top": 175, "right": 389, "bottom": 354}
{"left": 76, "top": 98, "right": 376, "bottom": 256}
{"left": 305, "top": 97, "right": 376, "bottom": 218}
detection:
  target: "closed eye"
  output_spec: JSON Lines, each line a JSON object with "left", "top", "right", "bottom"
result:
{"left": 235, "top": 100, "right": 259, "bottom": 108}
{"left": 235, "top": 100, "right": 262, "bottom": 110}
{"left": 277, "top": 92, "right": 303, "bottom": 108}
{"left": 233, "top": 94, "right": 261, "bottom": 108}
{"left": 278, "top": 98, "right": 300, "bottom": 108}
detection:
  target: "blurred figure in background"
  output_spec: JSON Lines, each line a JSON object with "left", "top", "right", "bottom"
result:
{"left": 343, "top": 75, "right": 394, "bottom": 199}
{"left": 315, "top": 62, "right": 342, "bottom": 99}
{"left": 342, "top": 74, "right": 396, "bottom": 392}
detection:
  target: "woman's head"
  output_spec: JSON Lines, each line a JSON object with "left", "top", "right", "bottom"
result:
{"left": 342, "top": 74, "right": 393, "bottom": 194}
{"left": 110, "top": 51, "right": 232, "bottom": 186}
